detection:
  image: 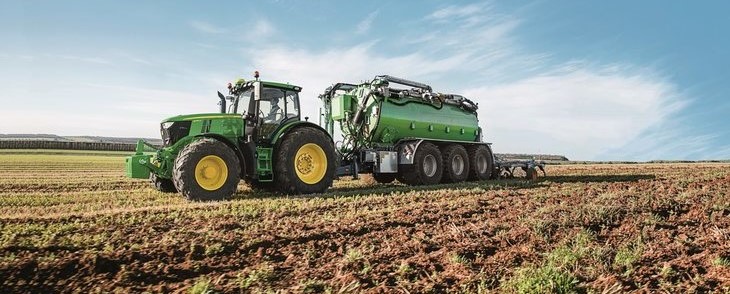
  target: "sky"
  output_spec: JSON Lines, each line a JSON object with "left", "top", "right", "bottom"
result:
{"left": 0, "top": 0, "right": 728, "bottom": 161}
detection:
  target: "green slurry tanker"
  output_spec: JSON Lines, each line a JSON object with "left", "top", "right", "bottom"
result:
{"left": 126, "top": 73, "right": 544, "bottom": 200}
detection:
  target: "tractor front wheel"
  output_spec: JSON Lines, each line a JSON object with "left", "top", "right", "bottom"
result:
{"left": 173, "top": 138, "right": 241, "bottom": 201}
{"left": 275, "top": 127, "right": 335, "bottom": 194}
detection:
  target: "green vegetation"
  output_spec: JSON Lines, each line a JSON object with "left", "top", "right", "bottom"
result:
{"left": 239, "top": 264, "right": 276, "bottom": 289}
{"left": 712, "top": 256, "right": 730, "bottom": 268}
{"left": 613, "top": 238, "right": 644, "bottom": 275}
{"left": 189, "top": 277, "right": 213, "bottom": 294}
{"left": 505, "top": 264, "right": 578, "bottom": 294}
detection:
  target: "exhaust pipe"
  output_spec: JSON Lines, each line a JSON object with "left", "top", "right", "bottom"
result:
{"left": 217, "top": 91, "right": 227, "bottom": 113}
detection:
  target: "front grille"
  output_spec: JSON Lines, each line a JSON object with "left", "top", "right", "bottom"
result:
{"left": 161, "top": 121, "right": 191, "bottom": 146}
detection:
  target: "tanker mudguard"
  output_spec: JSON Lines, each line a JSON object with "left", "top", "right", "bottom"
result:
{"left": 397, "top": 138, "right": 492, "bottom": 165}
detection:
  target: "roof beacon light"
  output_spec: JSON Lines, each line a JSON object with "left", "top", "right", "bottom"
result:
{"left": 254, "top": 71, "right": 260, "bottom": 80}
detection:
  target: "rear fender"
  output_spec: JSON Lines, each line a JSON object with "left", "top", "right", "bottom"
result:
{"left": 271, "top": 121, "right": 333, "bottom": 146}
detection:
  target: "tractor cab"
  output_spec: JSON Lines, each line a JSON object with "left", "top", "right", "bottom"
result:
{"left": 221, "top": 73, "right": 302, "bottom": 144}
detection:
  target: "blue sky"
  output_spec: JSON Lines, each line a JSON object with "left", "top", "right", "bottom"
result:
{"left": 1, "top": 1, "right": 728, "bottom": 160}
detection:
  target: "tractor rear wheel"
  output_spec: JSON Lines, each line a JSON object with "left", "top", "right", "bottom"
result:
{"left": 467, "top": 145, "right": 494, "bottom": 181}
{"left": 399, "top": 142, "right": 443, "bottom": 186}
{"left": 441, "top": 144, "right": 470, "bottom": 183}
{"left": 150, "top": 173, "right": 177, "bottom": 193}
{"left": 373, "top": 173, "right": 397, "bottom": 184}
{"left": 173, "top": 138, "right": 241, "bottom": 201}
{"left": 275, "top": 127, "right": 335, "bottom": 194}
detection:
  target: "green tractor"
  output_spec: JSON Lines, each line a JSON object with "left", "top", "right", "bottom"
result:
{"left": 126, "top": 72, "right": 336, "bottom": 200}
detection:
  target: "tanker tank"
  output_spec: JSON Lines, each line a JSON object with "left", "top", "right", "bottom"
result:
{"left": 324, "top": 75, "right": 481, "bottom": 148}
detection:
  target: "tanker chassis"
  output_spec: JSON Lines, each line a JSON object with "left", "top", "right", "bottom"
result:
{"left": 125, "top": 73, "right": 544, "bottom": 201}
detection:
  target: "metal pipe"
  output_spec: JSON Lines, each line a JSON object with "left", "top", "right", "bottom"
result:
{"left": 217, "top": 91, "right": 227, "bottom": 113}
{"left": 375, "top": 75, "right": 432, "bottom": 91}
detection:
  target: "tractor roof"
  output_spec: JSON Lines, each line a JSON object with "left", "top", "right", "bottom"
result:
{"left": 261, "top": 80, "right": 301, "bottom": 91}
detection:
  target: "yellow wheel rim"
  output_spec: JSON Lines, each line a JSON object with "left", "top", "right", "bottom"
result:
{"left": 295, "top": 143, "right": 327, "bottom": 184}
{"left": 195, "top": 155, "right": 228, "bottom": 191}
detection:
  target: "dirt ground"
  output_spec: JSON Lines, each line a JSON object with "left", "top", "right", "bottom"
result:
{"left": 0, "top": 151, "right": 729, "bottom": 293}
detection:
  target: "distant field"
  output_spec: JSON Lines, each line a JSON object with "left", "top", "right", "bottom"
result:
{"left": 0, "top": 150, "right": 728, "bottom": 292}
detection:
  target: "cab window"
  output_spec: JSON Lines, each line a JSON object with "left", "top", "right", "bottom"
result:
{"left": 260, "top": 87, "right": 299, "bottom": 124}
{"left": 284, "top": 90, "right": 300, "bottom": 120}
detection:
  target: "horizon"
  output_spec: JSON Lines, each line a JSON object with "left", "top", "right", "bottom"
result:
{"left": 1, "top": 1, "right": 728, "bottom": 161}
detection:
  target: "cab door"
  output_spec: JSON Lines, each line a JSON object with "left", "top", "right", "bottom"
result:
{"left": 255, "top": 87, "right": 300, "bottom": 143}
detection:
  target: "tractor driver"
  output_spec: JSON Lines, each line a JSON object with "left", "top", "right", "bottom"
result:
{"left": 262, "top": 88, "right": 285, "bottom": 123}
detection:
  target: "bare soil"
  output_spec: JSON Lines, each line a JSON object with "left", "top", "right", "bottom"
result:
{"left": 0, "top": 158, "right": 728, "bottom": 293}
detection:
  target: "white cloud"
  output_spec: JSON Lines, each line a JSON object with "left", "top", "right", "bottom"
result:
{"left": 356, "top": 10, "right": 379, "bottom": 34}
{"left": 241, "top": 4, "right": 685, "bottom": 160}
{"left": 56, "top": 55, "right": 113, "bottom": 65}
{"left": 251, "top": 19, "right": 275, "bottom": 38}
{"left": 0, "top": 83, "right": 215, "bottom": 138}
{"left": 427, "top": 3, "right": 488, "bottom": 21}
{"left": 190, "top": 20, "right": 226, "bottom": 34}
{"left": 190, "top": 19, "right": 274, "bottom": 39}
{"left": 249, "top": 43, "right": 472, "bottom": 107}
{"left": 462, "top": 68, "right": 684, "bottom": 160}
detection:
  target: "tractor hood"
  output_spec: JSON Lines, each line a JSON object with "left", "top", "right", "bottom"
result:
{"left": 161, "top": 113, "right": 241, "bottom": 123}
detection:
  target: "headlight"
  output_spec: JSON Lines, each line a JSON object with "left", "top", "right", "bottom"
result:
{"left": 161, "top": 122, "right": 174, "bottom": 129}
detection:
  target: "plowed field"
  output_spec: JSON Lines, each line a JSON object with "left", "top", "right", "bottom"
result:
{"left": 1, "top": 150, "right": 729, "bottom": 293}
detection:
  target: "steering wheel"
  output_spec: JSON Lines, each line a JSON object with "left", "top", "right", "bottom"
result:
{"left": 259, "top": 108, "right": 285, "bottom": 122}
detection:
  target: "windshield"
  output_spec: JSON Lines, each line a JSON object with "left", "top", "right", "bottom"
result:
{"left": 229, "top": 88, "right": 254, "bottom": 114}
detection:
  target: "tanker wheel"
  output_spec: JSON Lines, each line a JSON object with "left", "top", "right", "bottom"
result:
{"left": 275, "top": 127, "right": 335, "bottom": 194}
{"left": 150, "top": 173, "right": 177, "bottom": 193}
{"left": 441, "top": 144, "right": 470, "bottom": 183}
{"left": 467, "top": 145, "right": 494, "bottom": 181}
{"left": 373, "top": 173, "right": 397, "bottom": 184}
{"left": 173, "top": 138, "right": 241, "bottom": 201}
{"left": 399, "top": 142, "right": 443, "bottom": 186}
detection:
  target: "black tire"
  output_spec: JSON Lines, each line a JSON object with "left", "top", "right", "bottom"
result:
{"left": 490, "top": 166, "right": 500, "bottom": 180}
{"left": 441, "top": 144, "right": 470, "bottom": 183}
{"left": 275, "top": 127, "right": 335, "bottom": 194}
{"left": 372, "top": 173, "right": 397, "bottom": 184}
{"left": 150, "top": 173, "right": 177, "bottom": 193}
{"left": 467, "top": 145, "right": 494, "bottom": 181}
{"left": 172, "top": 138, "right": 241, "bottom": 201}
{"left": 399, "top": 142, "right": 443, "bottom": 186}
